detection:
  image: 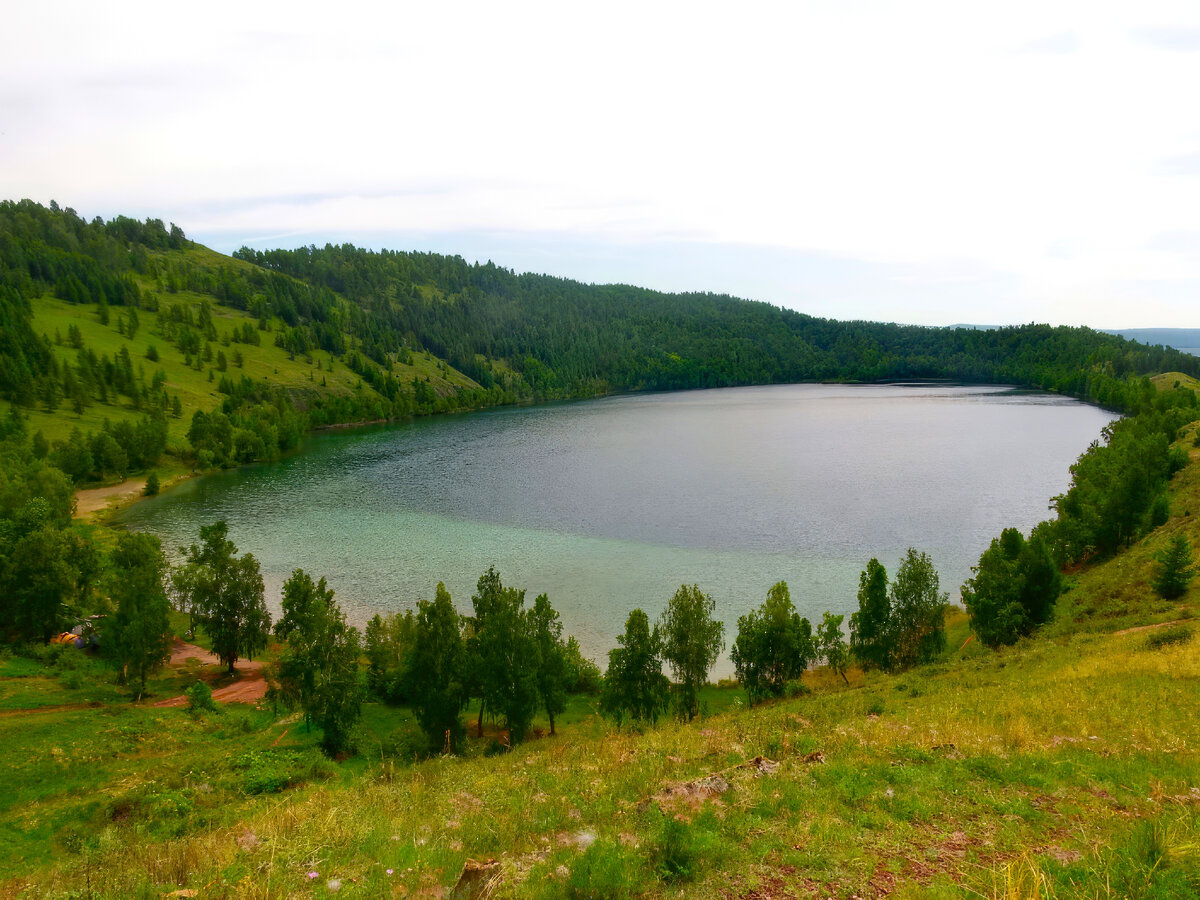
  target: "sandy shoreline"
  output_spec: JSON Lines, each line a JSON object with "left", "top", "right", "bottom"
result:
{"left": 74, "top": 478, "right": 148, "bottom": 518}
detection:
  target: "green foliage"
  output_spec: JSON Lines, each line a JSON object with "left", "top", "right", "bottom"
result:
{"left": 1152, "top": 535, "right": 1195, "bottom": 600}
{"left": 730, "top": 581, "right": 815, "bottom": 704}
{"left": 849, "top": 558, "right": 891, "bottom": 671}
{"left": 817, "top": 611, "right": 850, "bottom": 683}
{"left": 273, "top": 569, "right": 364, "bottom": 756}
{"left": 850, "top": 551, "right": 948, "bottom": 672}
{"left": 364, "top": 610, "right": 416, "bottom": 703}
{"left": 1051, "top": 411, "right": 1194, "bottom": 563}
{"left": 659, "top": 584, "right": 724, "bottom": 721}
{"left": 567, "top": 838, "right": 646, "bottom": 899}
{"left": 468, "top": 567, "right": 539, "bottom": 744}
{"left": 184, "top": 680, "right": 215, "bottom": 712}
{"left": 236, "top": 241, "right": 1200, "bottom": 406}
{"left": 171, "top": 521, "right": 270, "bottom": 674}
{"left": 563, "top": 635, "right": 603, "bottom": 694}
{"left": 231, "top": 748, "right": 335, "bottom": 795}
{"left": 142, "top": 470, "right": 160, "bottom": 496}
{"left": 529, "top": 593, "right": 569, "bottom": 735}
{"left": 962, "top": 528, "right": 1062, "bottom": 647}
{"left": 888, "top": 548, "right": 948, "bottom": 669}
{"left": 601, "top": 608, "right": 670, "bottom": 727}
{"left": 104, "top": 532, "right": 172, "bottom": 697}
{"left": 408, "top": 583, "right": 467, "bottom": 752}
{"left": 1145, "top": 625, "right": 1193, "bottom": 650}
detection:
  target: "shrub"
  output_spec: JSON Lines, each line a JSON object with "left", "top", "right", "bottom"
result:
{"left": 1145, "top": 625, "right": 1193, "bottom": 650}
{"left": 651, "top": 815, "right": 698, "bottom": 882}
{"left": 185, "top": 680, "right": 216, "bottom": 712}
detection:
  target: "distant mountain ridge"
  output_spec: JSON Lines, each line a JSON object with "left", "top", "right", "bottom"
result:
{"left": 1105, "top": 328, "right": 1200, "bottom": 352}
{"left": 952, "top": 324, "right": 1200, "bottom": 354}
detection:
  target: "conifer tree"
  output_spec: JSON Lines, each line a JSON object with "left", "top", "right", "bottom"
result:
{"left": 1152, "top": 535, "right": 1195, "bottom": 599}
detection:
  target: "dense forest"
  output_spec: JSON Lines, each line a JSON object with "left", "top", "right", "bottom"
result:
{"left": 235, "top": 242, "right": 1200, "bottom": 409}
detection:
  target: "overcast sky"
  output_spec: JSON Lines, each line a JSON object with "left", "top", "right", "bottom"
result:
{"left": 4, "top": 1, "right": 1200, "bottom": 328}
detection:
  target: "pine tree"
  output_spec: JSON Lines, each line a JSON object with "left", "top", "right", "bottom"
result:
{"left": 1152, "top": 535, "right": 1195, "bottom": 599}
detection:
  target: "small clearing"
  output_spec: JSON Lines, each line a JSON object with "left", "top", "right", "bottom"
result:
{"left": 74, "top": 478, "right": 146, "bottom": 518}
{"left": 154, "top": 638, "right": 267, "bottom": 707}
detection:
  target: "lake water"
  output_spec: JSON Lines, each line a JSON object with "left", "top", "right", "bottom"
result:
{"left": 116, "top": 384, "right": 1114, "bottom": 677}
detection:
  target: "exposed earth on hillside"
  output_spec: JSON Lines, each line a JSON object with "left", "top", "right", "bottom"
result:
{"left": 153, "top": 637, "right": 267, "bottom": 707}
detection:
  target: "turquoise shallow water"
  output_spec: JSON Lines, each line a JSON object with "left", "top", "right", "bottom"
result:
{"left": 116, "top": 383, "right": 1114, "bottom": 676}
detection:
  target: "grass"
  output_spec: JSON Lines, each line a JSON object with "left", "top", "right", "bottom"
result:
{"left": 7, "top": 244, "right": 480, "bottom": 452}
{"left": 3, "top": 592, "right": 1197, "bottom": 897}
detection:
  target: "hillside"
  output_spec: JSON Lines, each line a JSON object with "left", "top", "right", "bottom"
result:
{"left": 3, "top": 200, "right": 1200, "bottom": 897}
{"left": 1, "top": 424, "right": 1198, "bottom": 898}
{"left": 5, "top": 199, "right": 1200, "bottom": 496}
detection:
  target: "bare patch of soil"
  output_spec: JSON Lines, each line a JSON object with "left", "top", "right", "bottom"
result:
{"left": 154, "top": 638, "right": 266, "bottom": 707}
{"left": 1114, "top": 619, "right": 1189, "bottom": 636}
{"left": 0, "top": 701, "right": 103, "bottom": 719}
{"left": 74, "top": 478, "right": 147, "bottom": 517}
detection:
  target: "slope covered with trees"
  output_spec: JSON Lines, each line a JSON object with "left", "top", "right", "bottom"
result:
{"left": 237, "top": 242, "right": 1200, "bottom": 409}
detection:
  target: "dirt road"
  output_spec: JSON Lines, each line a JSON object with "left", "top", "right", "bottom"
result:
{"left": 154, "top": 638, "right": 267, "bottom": 707}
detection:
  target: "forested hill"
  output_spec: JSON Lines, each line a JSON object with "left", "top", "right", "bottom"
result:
{"left": 4, "top": 198, "right": 1200, "bottom": 454}
{"left": 237, "top": 242, "right": 1199, "bottom": 410}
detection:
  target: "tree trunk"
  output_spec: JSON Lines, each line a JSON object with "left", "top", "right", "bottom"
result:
{"left": 477, "top": 700, "right": 485, "bottom": 738}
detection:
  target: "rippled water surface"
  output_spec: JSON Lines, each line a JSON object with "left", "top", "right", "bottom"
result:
{"left": 116, "top": 384, "right": 1114, "bottom": 675}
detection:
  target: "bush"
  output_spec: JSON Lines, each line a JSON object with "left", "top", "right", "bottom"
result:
{"left": 232, "top": 749, "right": 334, "bottom": 795}
{"left": 185, "top": 680, "right": 216, "bottom": 712}
{"left": 784, "top": 679, "right": 811, "bottom": 698}
{"left": 651, "top": 815, "right": 698, "bottom": 882}
{"left": 143, "top": 471, "right": 160, "bottom": 496}
{"left": 1145, "top": 625, "right": 1193, "bottom": 650}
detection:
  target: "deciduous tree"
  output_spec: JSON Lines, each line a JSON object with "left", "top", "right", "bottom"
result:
{"left": 849, "top": 558, "right": 891, "bottom": 671}
{"left": 409, "top": 583, "right": 467, "bottom": 752}
{"left": 889, "top": 548, "right": 947, "bottom": 669}
{"left": 171, "top": 521, "right": 269, "bottom": 675}
{"left": 530, "top": 593, "right": 568, "bottom": 735}
{"left": 659, "top": 584, "right": 724, "bottom": 721}
{"left": 962, "top": 528, "right": 1062, "bottom": 647}
{"left": 731, "top": 581, "right": 814, "bottom": 703}
{"left": 817, "top": 611, "right": 850, "bottom": 684}
{"left": 601, "top": 608, "right": 670, "bottom": 728}
{"left": 105, "top": 532, "right": 172, "bottom": 698}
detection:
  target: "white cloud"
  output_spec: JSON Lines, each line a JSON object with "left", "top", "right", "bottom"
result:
{"left": 3, "top": 1, "right": 1200, "bottom": 326}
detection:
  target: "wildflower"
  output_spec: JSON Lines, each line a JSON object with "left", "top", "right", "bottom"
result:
{"left": 386, "top": 869, "right": 394, "bottom": 876}
{"left": 307, "top": 871, "right": 319, "bottom": 879}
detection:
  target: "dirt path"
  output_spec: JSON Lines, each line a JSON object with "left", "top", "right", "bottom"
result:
{"left": 0, "top": 701, "right": 103, "bottom": 719}
{"left": 154, "top": 638, "right": 267, "bottom": 707}
{"left": 74, "top": 478, "right": 147, "bottom": 518}
{"left": 1113, "top": 619, "right": 1189, "bottom": 636}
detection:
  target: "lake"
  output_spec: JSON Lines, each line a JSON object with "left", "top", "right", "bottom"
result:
{"left": 115, "top": 384, "right": 1114, "bottom": 677}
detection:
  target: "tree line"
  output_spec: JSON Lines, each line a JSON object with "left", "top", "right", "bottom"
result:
{"left": 961, "top": 384, "right": 1198, "bottom": 647}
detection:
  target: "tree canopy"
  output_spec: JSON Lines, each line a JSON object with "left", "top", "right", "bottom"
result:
{"left": 171, "top": 521, "right": 270, "bottom": 675}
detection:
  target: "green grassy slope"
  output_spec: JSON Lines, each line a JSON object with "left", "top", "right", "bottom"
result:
{"left": 4, "top": 245, "right": 479, "bottom": 454}
{"left": 2, "top": 439, "right": 1198, "bottom": 898}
